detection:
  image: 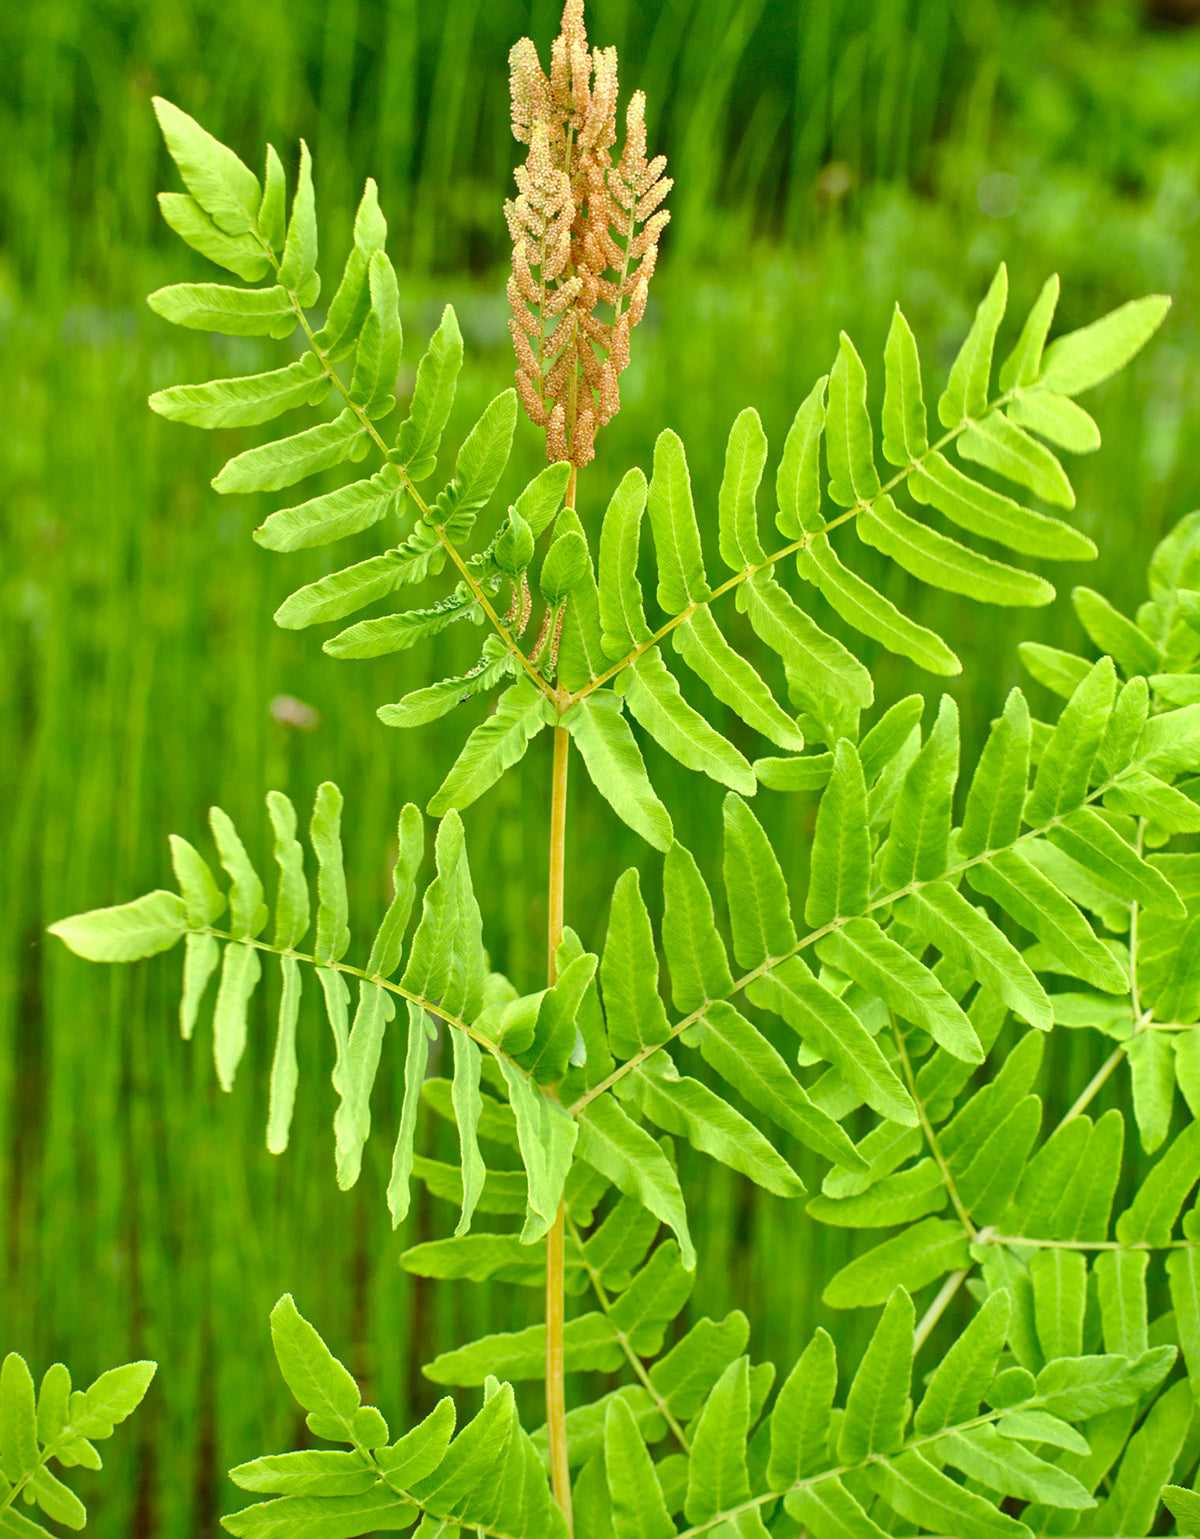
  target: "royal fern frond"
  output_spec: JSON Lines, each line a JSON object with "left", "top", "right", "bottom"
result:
{"left": 144, "top": 98, "right": 1170, "bottom": 837}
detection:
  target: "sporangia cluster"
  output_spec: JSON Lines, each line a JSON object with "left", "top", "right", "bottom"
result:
{"left": 506, "top": 0, "right": 672, "bottom": 467}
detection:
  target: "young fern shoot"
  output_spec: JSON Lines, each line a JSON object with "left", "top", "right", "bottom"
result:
{"left": 44, "top": 2, "right": 1200, "bottom": 1536}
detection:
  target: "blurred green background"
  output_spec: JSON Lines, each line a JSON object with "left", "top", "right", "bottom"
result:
{"left": 4, "top": 0, "right": 1200, "bottom": 1531}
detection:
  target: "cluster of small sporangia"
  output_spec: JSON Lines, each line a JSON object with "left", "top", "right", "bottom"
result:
{"left": 505, "top": 0, "right": 671, "bottom": 468}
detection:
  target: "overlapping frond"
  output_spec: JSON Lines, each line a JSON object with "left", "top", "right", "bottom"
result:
{"left": 0, "top": 1351, "right": 155, "bottom": 1533}
{"left": 1005, "top": 509, "right": 1200, "bottom": 1151}
{"left": 77, "top": 92, "right": 1200, "bottom": 1533}
{"left": 542, "top": 654, "right": 1199, "bottom": 1260}
{"left": 50, "top": 606, "right": 1200, "bottom": 1296}
{"left": 549, "top": 1264, "right": 1180, "bottom": 1536}
{"left": 223, "top": 1296, "right": 566, "bottom": 1538}
{"left": 385, "top": 1168, "right": 1190, "bottom": 1535}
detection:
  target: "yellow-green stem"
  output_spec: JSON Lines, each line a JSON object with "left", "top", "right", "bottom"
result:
{"left": 548, "top": 721, "right": 571, "bottom": 988}
{"left": 545, "top": 1192, "right": 572, "bottom": 1529}
{"left": 545, "top": 728, "right": 572, "bottom": 1526}
{"left": 545, "top": 463, "right": 577, "bottom": 1530}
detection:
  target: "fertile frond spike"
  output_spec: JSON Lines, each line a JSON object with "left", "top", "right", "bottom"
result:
{"left": 506, "top": 1, "right": 669, "bottom": 464}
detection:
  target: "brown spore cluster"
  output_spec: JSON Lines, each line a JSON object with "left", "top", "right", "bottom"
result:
{"left": 505, "top": 0, "right": 671, "bottom": 468}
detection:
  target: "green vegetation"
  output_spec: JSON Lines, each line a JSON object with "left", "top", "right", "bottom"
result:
{"left": 7, "top": 0, "right": 1200, "bottom": 1533}
{"left": 0, "top": 1354, "right": 155, "bottom": 1532}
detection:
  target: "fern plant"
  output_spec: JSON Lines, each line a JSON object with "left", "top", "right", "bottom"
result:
{"left": 0, "top": 1353, "right": 155, "bottom": 1534}
{"left": 43, "top": 2, "right": 1200, "bottom": 1534}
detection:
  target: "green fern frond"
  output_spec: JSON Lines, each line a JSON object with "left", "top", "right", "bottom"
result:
{"left": 145, "top": 99, "right": 1172, "bottom": 833}
{"left": 0, "top": 1350, "right": 155, "bottom": 1532}
{"left": 224, "top": 1296, "right": 567, "bottom": 1538}
{"left": 554, "top": 1259, "right": 1179, "bottom": 1536}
